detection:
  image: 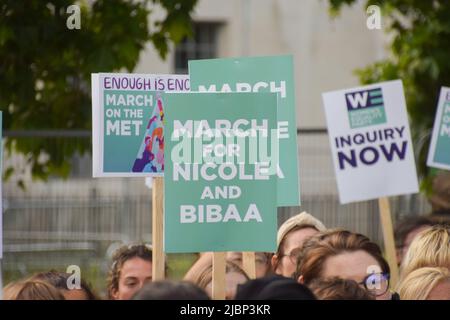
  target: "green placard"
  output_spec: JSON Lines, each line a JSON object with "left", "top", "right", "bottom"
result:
{"left": 103, "top": 89, "right": 159, "bottom": 173}
{"left": 189, "top": 55, "right": 300, "bottom": 207}
{"left": 434, "top": 102, "right": 450, "bottom": 165}
{"left": 428, "top": 87, "right": 450, "bottom": 170}
{"left": 164, "top": 92, "right": 278, "bottom": 253}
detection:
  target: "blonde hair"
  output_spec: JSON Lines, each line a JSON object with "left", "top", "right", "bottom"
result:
{"left": 400, "top": 224, "right": 450, "bottom": 280}
{"left": 3, "top": 281, "right": 23, "bottom": 300}
{"left": 189, "top": 261, "right": 249, "bottom": 290}
{"left": 3, "top": 279, "right": 65, "bottom": 300}
{"left": 397, "top": 267, "right": 450, "bottom": 300}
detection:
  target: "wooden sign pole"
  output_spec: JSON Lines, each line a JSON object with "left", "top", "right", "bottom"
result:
{"left": 152, "top": 176, "right": 165, "bottom": 281}
{"left": 212, "top": 252, "right": 226, "bottom": 300}
{"left": 242, "top": 252, "right": 256, "bottom": 279}
{"left": 0, "top": 260, "right": 3, "bottom": 300}
{"left": 378, "top": 197, "right": 399, "bottom": 289}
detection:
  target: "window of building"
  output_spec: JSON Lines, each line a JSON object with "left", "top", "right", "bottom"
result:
{"left": 174, "top": 22, "right": 221, "bottom": 74}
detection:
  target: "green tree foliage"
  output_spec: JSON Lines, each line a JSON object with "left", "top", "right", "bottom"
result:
{"left": 0, "top": 0, "right": 197, "bottom": 181}
{"left": 328, "top": 0, "right": 450, "bottom": 193}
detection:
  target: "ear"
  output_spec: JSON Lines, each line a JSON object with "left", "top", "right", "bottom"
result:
{"left": 297, "top": 274, "right": 304, "bottom": 284}
{"left": 110, "top": 288, "right": 119, "bottom": 300}
{"left": 271, "top": 255, "right": 279, "bottom": 273}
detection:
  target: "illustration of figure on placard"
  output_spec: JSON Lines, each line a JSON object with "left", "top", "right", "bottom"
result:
{"left": 132, "top": 95, "right": 164, "bottom": 173}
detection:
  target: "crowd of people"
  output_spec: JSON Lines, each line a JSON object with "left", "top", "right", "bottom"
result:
{"left": 3, "top": 212, "right": 449, "bottom": 300}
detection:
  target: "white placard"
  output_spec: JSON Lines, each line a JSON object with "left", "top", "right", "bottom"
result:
{"left": 322, "top": 80, "right": 419, "bottom": 203}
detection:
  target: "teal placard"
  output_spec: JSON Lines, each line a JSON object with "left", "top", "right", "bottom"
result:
{"left": 164, "top": 92, "right": 278, "bottom": 253}
{"left": 428, "top": 87, "right": 450, "bottom": 170}
{"left": 433, "top": 101, "right": 450, "bottom": 166}
{"left": 103, "top": 90, "right": 162, "bottom": 173}
{"left": 346, "top": 87, "right": 387, "bottom": 129}
{"left": 189, "top": 55, "right": 300, "bottom": 207}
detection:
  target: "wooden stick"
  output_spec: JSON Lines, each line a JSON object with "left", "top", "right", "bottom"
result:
{"left": 378, "top": 197, "right": 399, "bottom": 289}
{"left": 152, "top": 176, "right": 165, "bottom": 281}
{"left": 212, "top": 252, "right": 226, "bottom": 300}
{"left": 242, "top": 252, "right": 256, "bottom": 279}
{"left": 0, "top": 260, "right": 3, "bottom": 300}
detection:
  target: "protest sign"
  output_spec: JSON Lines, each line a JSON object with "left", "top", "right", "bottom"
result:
{"left": 427, "top": 86, "right": 450, "bottom": 170}
{"left": 323, "top": 80, "right": 419, "bottom": 287}
{"left": 91, "top": 73, "right": 189, "bottom": 177}
{"left": 322, "top": 80, "right": 419, "bottom": 204}
{"left": 164, "top": 92, "right": 278, "bottom": 253}
{"left": 189, "top": 55, "right": 300, "bottom": 207}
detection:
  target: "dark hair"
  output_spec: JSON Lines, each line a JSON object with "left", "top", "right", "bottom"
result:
{"left": 32, "top": 270, "right": 98, "bottom": 300}
{"left": 294, "top": 229, "right": 390, "bottom": 285}
{"left": 107, "top": 244, "right": 153, "bottom": 299}
{"left": 235, "top": 275, "right": 316, "bottom": 300}
{"left": 394, "top": 216, "right": 433, "bottom": 249}
{"left": 308, "top": 277, "right": 375, "bottom": 300}
{"left": 133, "top": 281, "right": 209, "bottom": 300}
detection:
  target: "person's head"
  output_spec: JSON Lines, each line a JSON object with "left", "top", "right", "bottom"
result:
{"left": 191, "top": 261, "right": 249, "bottom": 300}
{"left": 272, "top": 212, "right": 326, "bottom": 277}
{"left": 107, "top": 243, "right": 153, "bottom": 300}
{"left": 429, "top": 171, "right": 450, "bottom": 214}
{"left": 400, "top": 224, "right": 450, "bottom": 280}
{"left": 235, "top": 275, "right": 316, "bottom": 300}
{"left": 32, "top": 270, "right": 98, "bottom": 300}
{"left": 397, "top": 267, "right": 450, "bottom": 300}
{"left": 132, "top": 280, "right": 210, "bottom": 300}
{"left": 5, "top": 279, "right": 65, "bottom": 300}
{"left": 295, "top": 229, "right": 391, "bottom": 300}
{"left": 394, "top": 216, "right": 433, "bottom": 265}
{"left": 308, "top": 277, "right": 375, "bottom": 300}
{"left": 226, "top": 252, "right": 273, "bottom": 278}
